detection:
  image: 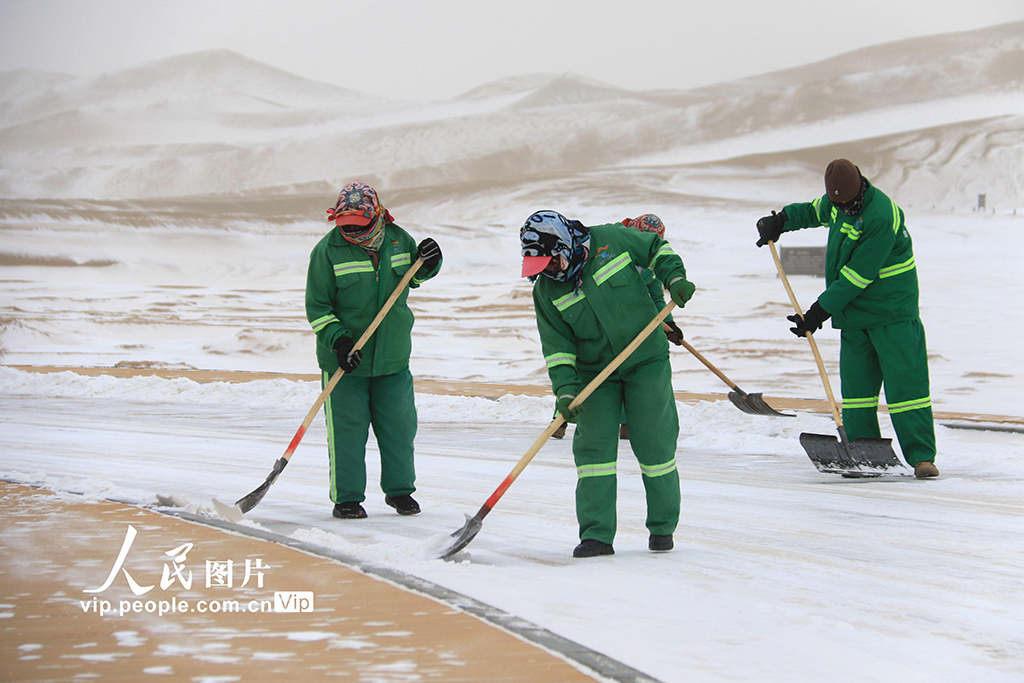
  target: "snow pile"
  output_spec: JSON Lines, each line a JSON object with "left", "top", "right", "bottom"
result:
{"left": 0, "top": 366, "right": 554, "bottom": 423}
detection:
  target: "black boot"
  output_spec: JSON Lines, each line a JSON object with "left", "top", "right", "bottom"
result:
{"left": 649, "top": 534, "right": 674, "bottom": 552}
{"left": 333, "top": 502, "right": 367, "bottom": 519}
{"left": 573, "top": 539, "right": 614, "bottom": 558}
{"left": 385, "top": 494, "right": 421, "bottom": 515}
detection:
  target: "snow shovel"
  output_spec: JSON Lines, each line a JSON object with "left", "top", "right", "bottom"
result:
{"left": 767, "top": 241, "right": 904, "bottom": 476}
{"left": 438, "top": 300, "right": 678, "bottom": 560}
{"left": 677, "top": 336, "right": 793, "bottom": 417}
{"left": 234, "top": 258, "right": 425, "bottom": 513}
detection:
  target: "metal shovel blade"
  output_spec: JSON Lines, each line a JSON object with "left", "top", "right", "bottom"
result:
{"left": 234, "top": 456, "right": 288, "bottom": 513}
{"left": 235, "top": 481, "right": 271, "bottom": 513}
{"left": 728, "top": 389, "right": 794, "bottom": 417}
{"left": 438, "top": 513, "right": 484, "bottom": 560}
{"left": 799, "top": 432, "right": 905, "bottom": 476}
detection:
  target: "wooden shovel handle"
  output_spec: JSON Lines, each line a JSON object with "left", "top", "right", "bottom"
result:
{"left": 767, "top": 241, "right": 843, "bottom": 427}
{"left": 569, "top": 301, "right": 677, "bottom": 410}
{"left": 285, "top": 258, "right": 426, "bottom": 464}
{"left": 483, "top": 301, "right": 678, "bottom": 510}
{"left": 679, "top": 339, "right": 739, "bottom": 391}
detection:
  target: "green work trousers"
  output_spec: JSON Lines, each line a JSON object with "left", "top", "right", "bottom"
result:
{"left": 839, "top": 319, "right": 936, "bottom": 466}
{"left": 572, "top": 357, "right": 680, "bottom": 544}
{"left": 323, "top": 367, "right": 418, "bottom": 504}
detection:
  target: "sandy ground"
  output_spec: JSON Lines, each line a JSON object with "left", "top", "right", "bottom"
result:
{"left": 0, "top": 481, "right": 614, "bottom": 683}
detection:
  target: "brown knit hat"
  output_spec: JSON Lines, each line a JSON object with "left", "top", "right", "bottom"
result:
{"left": 824, "top": 159, "right": 862, "bottom": 204}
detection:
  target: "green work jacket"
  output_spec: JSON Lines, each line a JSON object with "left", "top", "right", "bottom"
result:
{"left": 640, "top": 267, "right": 675, "bottom": 324}
{"left": 305, "top": 222, "right": 441, "bottom": 376}
{"left": 532, "top": 223, "right": 691, "bottom": 398}
{"left": 783, "top": 181, "right": 920, "bottom": 330}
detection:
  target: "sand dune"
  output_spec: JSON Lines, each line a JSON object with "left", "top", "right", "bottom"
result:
{"left": 0, "top": 23, "right": 1020, "bottom": 208}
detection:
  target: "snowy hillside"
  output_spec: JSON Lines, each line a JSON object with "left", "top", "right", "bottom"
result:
{"left": 0, "top": 23, "right": 1021, "bottom": 207}
{"left": 0, "top": 68, "right": 76, "bottom": 103}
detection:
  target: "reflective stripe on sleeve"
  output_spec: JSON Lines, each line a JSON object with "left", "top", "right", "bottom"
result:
{"left": 545, "top": 352, "right": 577, "bottom": 369}
{"left": 878, "top": 256, "right": 916, "bottom": 278}
{"left": 310, "top": 314, "right": 340, "bottom": 333}
{"left": 889, "top": 198, "right": 902, "bottom": 233}
{"left": 649, "top": 243, "right": 677, "bottom": 270}
{"left": 841, "top": 265, "right": 872, "bottom": 289}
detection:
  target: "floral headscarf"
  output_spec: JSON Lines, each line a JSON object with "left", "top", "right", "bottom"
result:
{"left": 326, "top": 180, "right": 393, "bottom": 251}
{"left": 622, "top": 214, "right": 665, "bottom": 239}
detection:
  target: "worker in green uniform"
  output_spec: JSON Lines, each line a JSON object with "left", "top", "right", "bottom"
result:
{"left": 756, "top": 159, "right": 939, "bottom": 479}
{"left": 551, "top": 213, "right": 684, "bottom": 441}
{"left": 521, "top": 210, "right": 696, "bottom": 557}
{"left": 306, "top": 181, "right": 443, "bottom": 519}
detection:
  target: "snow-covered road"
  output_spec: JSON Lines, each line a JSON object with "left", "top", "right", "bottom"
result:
{"left": 3, "top": 372, "right": 1022, "bottom": 683}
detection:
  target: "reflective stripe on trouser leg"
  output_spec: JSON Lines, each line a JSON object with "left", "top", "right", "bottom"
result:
{"left": 368, "top": 367, "right": 418, "bottom": 497}
{"left": 572, "top": 374, "right": 624, "bottom": 545}
{"left": 840, "top": 327, "right": 885, "bottom": 440}
{"left": 840, "top": 321, "right": 936, "bottom": 465}
{"left": 873, "top": 320, "right": 936, "bottom": 465}
{"left": 324, "top": 371, "right": 371, "bottom": 504}
{"left": 621, "top": 357, "right": 680, "bottom": 536}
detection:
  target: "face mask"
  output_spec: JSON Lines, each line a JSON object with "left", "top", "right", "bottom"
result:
{"left": 520, "top": 211, "right": 590, "bottom": 285}
{"left": 836, "top": 197, "right": 863, "bottom": 216}
{"left": 835, "top": 178, "right": 868, "bottom": 216}
{"left": 543, "top": 255, "right": 570, "bottom": 278}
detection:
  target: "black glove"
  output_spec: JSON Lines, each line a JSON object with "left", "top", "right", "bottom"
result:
{"left": 787, "top": 301, "right": 830, "bottom": 338}
{"left": 417, "top": 238, "right": 442, "bottom": 270}
{"left": 664, "top": 320, "right": 684, "bottom": 346}
{"left": 333, "top": 336, "right": 363, "bottom": 372}
{"left": 756, "top": 210, "right": 787, "bottom": 247}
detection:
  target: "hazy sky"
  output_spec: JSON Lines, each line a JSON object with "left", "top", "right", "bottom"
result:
{"left": 1, "top": 0, "right": 1022, "bottom": 101}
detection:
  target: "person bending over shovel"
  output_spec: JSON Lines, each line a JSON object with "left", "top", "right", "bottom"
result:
{"left": 756, "top": 159, "right": 939, "bottom": 479}
{"left": 521, "top": 210, "right": 696, "bottom": 557}
{"left": 306, "top": 181, "right": 443, "bottom": 519}
{"left": 550, "top": 213, "right": 685, "bottom": 442}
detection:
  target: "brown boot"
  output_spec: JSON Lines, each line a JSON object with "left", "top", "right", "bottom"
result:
{"left": 619, "top": 424, "right": 629, "bottom": 440}
{"left": 552, "top": 422, "right": 567, "bottom": 440}
{"left": 914, "top": 461, "right": 939, "bottom": 479}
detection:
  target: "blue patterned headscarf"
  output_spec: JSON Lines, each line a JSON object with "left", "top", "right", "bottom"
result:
{"left": 520, "top": 210, "right": 590, "bottom": 287}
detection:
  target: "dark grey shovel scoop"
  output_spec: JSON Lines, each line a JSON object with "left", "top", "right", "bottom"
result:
{"left": 800, "top": 427, "right": 906, "bottom": 477}
{"left": 727, "top": 387, "right": 794, "bottom": 417}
